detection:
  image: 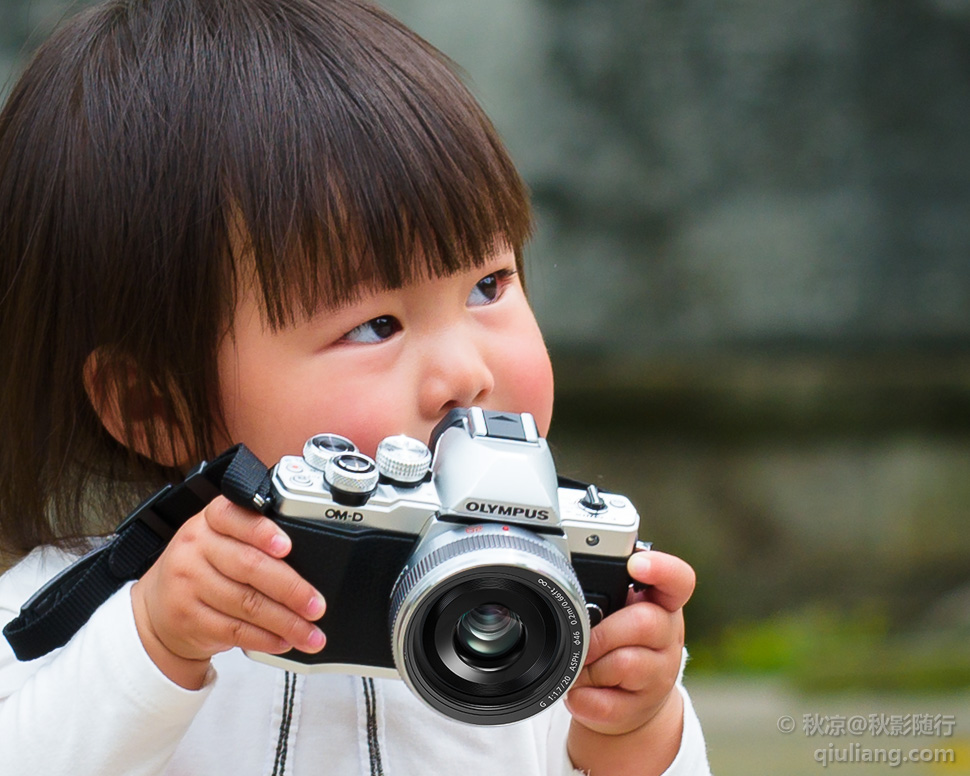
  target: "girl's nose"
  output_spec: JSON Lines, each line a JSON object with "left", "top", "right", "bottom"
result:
{"left": 418, "top": 329, "right": 495, "bottom": 419}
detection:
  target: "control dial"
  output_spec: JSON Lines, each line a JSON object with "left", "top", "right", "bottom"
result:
{"left": 324, "top": 452, "right": 379, "bottom": 505}
{"left": 303, "top": 433, "right": 357, "bottom": 472}
{"left": 376, "top": 435, "right": 432, "bottom": 484}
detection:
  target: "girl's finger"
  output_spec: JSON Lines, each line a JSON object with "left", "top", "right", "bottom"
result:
{"left": 626, "top": 550, "right": 695, "bottom": 612}
{"left": 565, "top": 681, "right": 685, "bottom": 737}
{"left": 203, "top": 497, "right": 292, "bottom": 558}
{"left": 201, "top": 531, "right": 326, "bottom": 623}
{"left": 189, "top": 603, "right": 300, "bottom": 656}
{"left": 197, "top": 572, "right": 326, "bottom": 654}
{"left": 582, "top": 644, "right": 682, "bottom": 694}
{"left": 585, "top": 602, "right": 683, "bottom": 665}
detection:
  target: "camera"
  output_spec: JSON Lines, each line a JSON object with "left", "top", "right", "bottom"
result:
{"left": 248, "top": 407, "right": 644, "bottom": 725}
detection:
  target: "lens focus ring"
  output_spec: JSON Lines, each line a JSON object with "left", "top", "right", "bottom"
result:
{"left": 390, "top": 530, "right": 582, "bottom": 619}
{"left": 389, "top": 524, "right": 590, "bottom": 725}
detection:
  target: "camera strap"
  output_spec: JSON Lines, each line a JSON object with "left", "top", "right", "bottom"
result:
{"left": 3, "top": 444, "right": 272, "bottom": 661}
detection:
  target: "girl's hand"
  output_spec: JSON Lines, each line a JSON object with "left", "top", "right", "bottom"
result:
{"left": 565, "top": 551, "right": 696, "bottom": 776}
{"left": 130, "top": 497, "right": 326, "bottom": 689}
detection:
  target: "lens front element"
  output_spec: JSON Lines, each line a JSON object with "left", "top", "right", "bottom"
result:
{"left": 456, "top": 604, "right": 524, "bottom": 661}
{"left": 389, "top": 525, "right": 589, "bottom": 725}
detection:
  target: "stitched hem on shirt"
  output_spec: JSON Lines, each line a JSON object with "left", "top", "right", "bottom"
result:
{"left": 363, "top": 677, "right": 385, "bottom": 776}
{"left": 271, "top": 671, "right": 297, "bottom": 776}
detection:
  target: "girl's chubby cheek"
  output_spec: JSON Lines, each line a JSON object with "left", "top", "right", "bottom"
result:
{"left": 507, "top": 355, "right": 555, "bottom": 433}
{"left": 522, "top": 379, "right": 555, "bottom": 434}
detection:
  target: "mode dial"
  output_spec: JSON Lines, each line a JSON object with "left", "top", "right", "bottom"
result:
{"left": 376, "top": 435, "right": 432, "bottom": 485}
{"left": 324, "top": 452, "right": 379, "bottom": 506}
{"left": 303, "top": 433, "right": 357, "bottom": 472}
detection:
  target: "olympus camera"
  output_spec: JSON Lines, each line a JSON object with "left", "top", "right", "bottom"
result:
{"left": 248, "top": 407, "right": 645, "bottom": 725}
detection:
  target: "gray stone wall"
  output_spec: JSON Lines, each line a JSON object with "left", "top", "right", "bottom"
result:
{"left": 385, "top": 0, "right": 970, "bottom": 354}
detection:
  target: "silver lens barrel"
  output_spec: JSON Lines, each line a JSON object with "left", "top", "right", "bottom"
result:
{"left": 389, "top": 524, "right": 589, "bottom": 725}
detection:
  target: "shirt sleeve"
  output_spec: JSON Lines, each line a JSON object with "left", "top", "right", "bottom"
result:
{"left": 658, "top": 679, "right": 712, "bottom": 776}
{"left": 0, "top": 548, "right": 213, "bottom": 776}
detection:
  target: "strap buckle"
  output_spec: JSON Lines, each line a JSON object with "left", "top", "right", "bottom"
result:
{"left": 114, "top": 484, "right": 176, "bottom": 541}
{"left": 113, "top": 459, "right": 222, "bottom": 542}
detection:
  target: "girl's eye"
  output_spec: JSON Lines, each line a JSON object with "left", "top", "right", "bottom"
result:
{"left": 467, "top": 269, "right": 516, "bottom": 307}
{"left": 341, "top": 315, "right": 402, "bottom": 344}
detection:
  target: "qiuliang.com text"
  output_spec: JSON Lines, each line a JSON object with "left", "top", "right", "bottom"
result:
{"left": 814, "top": 742, "right": 955, "bottom": 768}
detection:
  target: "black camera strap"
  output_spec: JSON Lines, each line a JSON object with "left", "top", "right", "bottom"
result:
{"left": 3, "top": 444, "right": 272, "bottom": 661}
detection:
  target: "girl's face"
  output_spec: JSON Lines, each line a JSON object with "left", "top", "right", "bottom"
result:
{"left": 214, "top": 247, "right": 554, "bottom": 465}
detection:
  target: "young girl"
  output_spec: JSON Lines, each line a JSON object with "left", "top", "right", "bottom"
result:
{"left": 0, "top": 1, "right": 710, "bottom": 774}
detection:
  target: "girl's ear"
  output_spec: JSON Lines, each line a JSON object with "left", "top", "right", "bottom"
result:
{"left": 82, "top": 348, "right": 191, "bottom": 468}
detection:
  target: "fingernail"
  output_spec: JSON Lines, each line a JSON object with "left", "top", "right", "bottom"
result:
{"left": 307, "top": 594, "right": 326, "bottom": 619}
{"left": 270, "top": 532, "right": 290, "bottom": 556}
{"left": 306, "top": 628, "right": 326, "bottom": 650}
{"left": 629, "top": 551, "right": 651, "bottom": 577}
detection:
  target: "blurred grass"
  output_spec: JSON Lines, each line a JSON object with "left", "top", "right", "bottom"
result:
{"left": 688, "top": 605, "right": 970, "bottom": 693}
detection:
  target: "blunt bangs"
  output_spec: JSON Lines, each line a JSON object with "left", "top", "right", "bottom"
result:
{"left": 220, "top": 0, "right": 533, "bottom": 326}
{"left": 0, "top": 0, "right": 533, "bottom": 553}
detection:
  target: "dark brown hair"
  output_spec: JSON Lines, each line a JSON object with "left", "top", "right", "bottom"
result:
{"left": 0, "top": 0, "right": 532, "bottom": 557}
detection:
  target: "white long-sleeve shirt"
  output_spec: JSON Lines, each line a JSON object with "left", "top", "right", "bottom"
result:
{"left": 0, "top": 546, "right": 711, "bottom": 775}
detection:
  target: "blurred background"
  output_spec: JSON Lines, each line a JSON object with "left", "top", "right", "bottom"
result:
{"left": 3, "top": 1, "right": 969, "bottom": 772}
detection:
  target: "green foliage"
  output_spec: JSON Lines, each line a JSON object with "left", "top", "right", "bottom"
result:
{"left": 691, "top": 605, "right": 970, "bottom": 693}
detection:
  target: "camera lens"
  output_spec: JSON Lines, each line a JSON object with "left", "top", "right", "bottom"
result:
{"left": 455, "top": 604, "right": 524, "bottom": 661}
{"left": 389, "top": 524, "right": 589, "bottom": 725}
